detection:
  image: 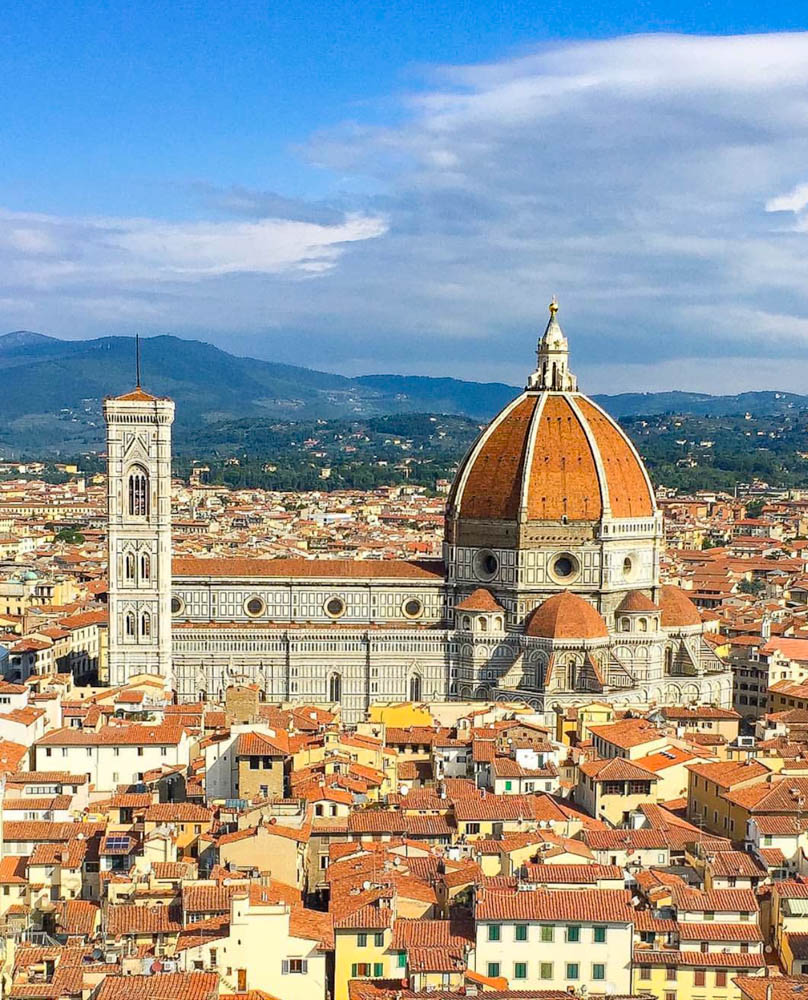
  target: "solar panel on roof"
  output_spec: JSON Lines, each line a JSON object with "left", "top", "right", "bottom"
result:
{"left": 104, "top": 835, "right": 132, "bottom": 851}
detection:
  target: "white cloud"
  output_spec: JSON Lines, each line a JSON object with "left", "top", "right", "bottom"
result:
{"left": 0, "top": 207, "right": 387, "bottom": 285}
{"left": 766, "top": 183, "right": 808, "bottom": 216}
{"left": 4, "top": 32, "right": 808, "bottom": 392}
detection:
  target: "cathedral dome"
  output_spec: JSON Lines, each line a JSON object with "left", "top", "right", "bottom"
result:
{"left": 447, "top": 303, "right": 655, "bottom": 526}
{"left": 659, "top": 584, "right": 702, "bottom": 628}
{"left": 448, "top": 391, "right": 654, "bottom": 523}
{"left": 525, "top": 591, "right": 609, "bottom": 640}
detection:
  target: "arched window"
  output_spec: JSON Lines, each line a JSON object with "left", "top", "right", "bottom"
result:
{"left": 495, "top": 616, "right": 504, "bottom": 630}
{"left": 665, "top": 647, "right": 674, "bottom": 673}
{"left": 329, "top": 673, "right": 342, "bottom": 703}
{"left": 462, "top": 615, "right": 471, "bottom": 631}
{"left": 409, "top": 674, "right": 422, "bottom": 702}
{"left": 125, "top": 612, "right": 136, "bottom": 637}
{"left": 620, "top": 617, "right": 631, "bottom": 632}
{"left": 141, "top": 612, "right": 151, "bottom": 638}
{"left": 124, "top": 553, "right": 135, "bottom": 581}
{"left": 479, "top": 617, "right": 488, "bottom": 632}
{"left": 128, "top": 467, "right": 149, "bottom": 517}
{"left": 638, "top": 617, "right": 648, "bottom": 632}
{"left": 140, "top": 554, "right": 151, "bottom": 581}
{"left": 199, "top": 689, "right": 207, "bottom": 703}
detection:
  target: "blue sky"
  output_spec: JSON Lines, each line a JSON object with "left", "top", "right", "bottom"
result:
{"left": 3, "top": 2, "right": 808, "bottom": 391}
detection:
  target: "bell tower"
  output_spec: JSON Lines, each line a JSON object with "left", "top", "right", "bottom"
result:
{"left": 103, "top": 355, "right": 174, "bottom": 688}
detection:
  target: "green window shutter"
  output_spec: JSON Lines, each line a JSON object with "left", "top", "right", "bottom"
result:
{"left": 593, "top": 964, "right": 606, "bottom": 980}
{"left": 514, "top": 963, "right": 527, "bottom": 979}
{"left": 351, "top": 964, "right": 357, "bottom": 977}
{"left": 566, "top": 964, "right": 579, "bottom": 980}
{"left": 487, "top": 963, "right": 500, "bottom": 978}
{"left": 358, "top": 932, "right": 367, "bottom": 947}
{"left": 515, "top": 924, "right": 527, "bottom": 941}
{"left": 594, "top": 926, "right": 606, "bottom": 943}
{"left": 397, "top": 951, "right": 406, "bottom": 968}
{"left": 541, "top": 925, "right": 554, "bottom": 942}
{"left": 373, "top": 963, "right": 383, "bottom": 978}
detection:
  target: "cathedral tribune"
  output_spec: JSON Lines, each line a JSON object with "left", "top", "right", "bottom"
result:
{"left": 104, "top": 303, "right": 732, "bottom": 723}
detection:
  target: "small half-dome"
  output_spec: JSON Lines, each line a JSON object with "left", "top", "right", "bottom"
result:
{"left": 455, "top": 588, "right": 505, "bottom": 613}
{"left": 617, "top": 591, "right": 659, "bottom": 614}
{"left": 659, "top": 585, "right": 701, "bottom": 628}
{"left": 525, "top": 591, "right": 609, "bottom": 640}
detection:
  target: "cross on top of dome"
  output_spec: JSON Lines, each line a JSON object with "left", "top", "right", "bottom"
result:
{"left": 527, "top": 298, "right": 578, "bottom": 392}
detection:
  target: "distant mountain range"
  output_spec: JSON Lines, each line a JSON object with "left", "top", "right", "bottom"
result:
{"left": 0, "top": 330, "right": 806, "bottom": 455}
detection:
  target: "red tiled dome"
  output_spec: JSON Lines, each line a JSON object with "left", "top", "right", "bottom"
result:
{"left": 525, "top": 591, "right": 609, "bottom": 640}
{"left": 617, "top": 591, "right": 659, "bottom": 613}
{"left": 448, "top": 391, "right": 655, "bottom": 523}
{"left": 454, "top": 588, "right": 504, "bottom": 613}
{"left": 659, "top": 585, "right": 701, "bottom": 627}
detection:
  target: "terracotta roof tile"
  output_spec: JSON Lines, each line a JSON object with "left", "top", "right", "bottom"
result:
{"left": 173, "top": 557, "right": 444, "bottom": 581}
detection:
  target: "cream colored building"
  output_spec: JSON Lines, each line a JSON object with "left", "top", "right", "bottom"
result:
{"left": 32, "top": 723, "right": 190, "bottom": 792}
{"left": 473, "top": 886, "right": 634, "bottom": 991}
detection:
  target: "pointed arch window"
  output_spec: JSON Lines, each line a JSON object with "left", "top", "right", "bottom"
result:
{"left": 125, "top": 612, "right": 136, "bottom": 637}
{"left": 124, "top": 553, "right": 135, "bottom": 581}
{"left": 140, "top": 554, "right": 151, "bottom": 581}
{"left": 128, "top": 467, "right": 149, "bottom": 517}
{"left": 409, "top": 674, "right": 422, "bottom": 702}
{"left": 329, "top": 673, "right": 342, "bottom": 703}
{"left": 141, "top": 612, "right": 151, "bottom": 638}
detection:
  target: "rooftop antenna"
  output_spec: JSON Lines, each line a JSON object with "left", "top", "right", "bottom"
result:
{"left": 135, "top": 333, "right": 142, "bottom": 388}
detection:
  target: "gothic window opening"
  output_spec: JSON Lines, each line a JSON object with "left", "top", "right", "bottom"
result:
{"left": 329, "top": 673, "right": 342, "bottom": 703}
{"left": 128, "top": 467, "right": 150, "bottom": 517}
{"left": 141, "top": 554, "right": 151, "bottom": 581}
{"left": 141, "top": 612, "right": 151, "bottom": 638}
{"left": 409, "top": 674, "right": 422, "bottom": 702}
{"left": 125, "top": 612, "right": 136, "bottom": 637}
{"left": 125, "top": 554, "right": 135, "bottom": 581}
